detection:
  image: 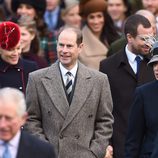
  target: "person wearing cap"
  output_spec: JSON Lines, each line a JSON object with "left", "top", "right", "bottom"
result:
{"left": 11, "top": 0, "right": 46, "bottom": 20}
{"left": 61, "top": 0, "right": 81, "bottom": 29}
{"left": 11, "top": 0, "right": 47, "bottom": 32}
{"left": 79, "top": 0, "right": 120, "bottom": 70}
{"left": 0, "top": 87, "right": 56, "bottom": 158}
{"left": 125, "top": 41, "right": 158, "bottom": 157}
{"left": 0, "top": 21, "right": 38, "bottom": 94}
{"left": 11, "top": 0, "right": 58, "bottom": 65}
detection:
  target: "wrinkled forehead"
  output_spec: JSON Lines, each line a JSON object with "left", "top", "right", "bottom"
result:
{"left": 58, "top": 29, "right": 77, "bottom": 42}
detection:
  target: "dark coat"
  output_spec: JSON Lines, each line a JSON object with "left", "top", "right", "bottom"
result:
{"left": 0, "top": 57, "right": 38, "bottom": 94}
{"left": 151, "top": 131, "right": 158, "bottom": 158}
{"left": 99, "top": 49, "right": 155, "bottom": 158}
{"left": 125, "top": 80, "right": 158, "bottom": 158}
{"left": 22, "top": 51, "right": 48, "bottom": 69}
{"left": 17, "top": 130, "right": 56, "bottom": 158}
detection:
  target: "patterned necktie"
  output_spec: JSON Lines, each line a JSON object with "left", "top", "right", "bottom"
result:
{"left": 3, "top": 142, "right": 11, "bottom": 158}
{"left": 135, "top": 56, "right": 141, "bottom": 77}
{"left": 66, "top": 72, "right": 73, "bottom": 102}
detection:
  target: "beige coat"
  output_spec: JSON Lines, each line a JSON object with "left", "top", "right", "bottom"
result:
{"left": 79, "top": 26, "right": 108, "bottom": 70}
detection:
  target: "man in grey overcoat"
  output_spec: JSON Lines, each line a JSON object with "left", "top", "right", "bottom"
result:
{"left": 25, "top": 27, "right": 114, "bottom": 158}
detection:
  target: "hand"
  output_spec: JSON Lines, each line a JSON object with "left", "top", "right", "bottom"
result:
{"left": 104, "top": 145, "right": 113, "bottom": 158}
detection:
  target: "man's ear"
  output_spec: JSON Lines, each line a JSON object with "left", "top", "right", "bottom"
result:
{"left": 126, "top": 33, "right": 133, "bottom": 43}
{"left": 78, "top": 43, "right": 83, "bottom": 54}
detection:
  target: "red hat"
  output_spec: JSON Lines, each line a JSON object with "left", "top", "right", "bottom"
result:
{"left": 0, "top": 21, "right": 21, "bottom": 50}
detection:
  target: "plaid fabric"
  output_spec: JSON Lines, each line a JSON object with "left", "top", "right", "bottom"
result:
{"left": 40, "top": 31, "right": 58, "bottom": 65}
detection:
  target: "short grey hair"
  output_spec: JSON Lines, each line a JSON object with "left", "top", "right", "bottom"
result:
{"left": 0, "top": 87, "right": 26, "bottom": 116}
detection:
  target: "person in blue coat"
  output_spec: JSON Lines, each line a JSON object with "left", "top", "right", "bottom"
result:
{"left": 125, "top": 41, "right": 158, "bottom": 158}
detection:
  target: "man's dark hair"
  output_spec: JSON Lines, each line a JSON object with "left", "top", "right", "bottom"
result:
{"left": 124, "top": 14, "right": 151, "bottom": 38}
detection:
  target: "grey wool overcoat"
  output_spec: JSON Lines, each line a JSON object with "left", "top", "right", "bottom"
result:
{"left": 25, "top": 61, "right": 114, "bottom": 158}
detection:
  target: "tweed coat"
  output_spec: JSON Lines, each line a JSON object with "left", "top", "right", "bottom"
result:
{"left": 25, "top": 61, "right": 114, "bottom": 158}
{"left": 125, "top": 80, "right": 158, "bottom": 158}
{"left": 99, "top": 49, "right": 155, "bottom": 158}
{"left": 16, "top": 130, "right": 56, "bottom": 158}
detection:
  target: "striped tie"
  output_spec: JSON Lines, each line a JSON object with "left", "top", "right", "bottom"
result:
{"left": 66, "top": 72, "right": 73, "bottom": 102}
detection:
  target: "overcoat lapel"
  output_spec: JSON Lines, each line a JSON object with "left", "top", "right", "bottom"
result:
{"left": 41, "top": 62, "right": 93, "bottom": 130}
{"left": 61, "top": 63, "right": 93, "bottom": 130}
{"left": 41, "top": 63, "right": 69, "bottom": 118}
{"left": 118, "top": 50, "right": 136, "bottom": 79}
{"left": 123, "top": 62, "right": 136, "bottom": 79}
{"left": 16, "top": 131, "right": 30, "bottom": 158}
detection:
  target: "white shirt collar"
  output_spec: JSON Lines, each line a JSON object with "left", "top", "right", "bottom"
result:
{"left": 59, "top": 62, "right": 78, "bottom": 78}
{"left": 126, "top": 45, "right": 137, "bottom": 63}
{"left": 59, "top": 62, "right": 78, "bottom": 85}
{"left": 125, "top": 45, "right": 143, "bottom": 74}
{"left": 9, "top": 130, "right": 21, "bottom": 148}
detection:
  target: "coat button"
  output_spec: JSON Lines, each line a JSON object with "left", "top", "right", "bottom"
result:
{"left": 75, "top": 135, "right": 80, "bottom": 139}
{"left": 48, "top": 111, "right": 52, "bottom": 115}
{"left": 88, "top": 114, "right": 93, "bottom": 118}
{"left": 17, "top": 69, "right": 20, "bottom": 71}
{"left": 59, "top": 134, "right": 63, "bottom": 139}
{"left": 19, "top": 87, "right": 23, "bottom": 90}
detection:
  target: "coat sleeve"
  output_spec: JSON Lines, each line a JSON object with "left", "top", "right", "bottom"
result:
{"left": 125, "top": 87, "right": 145, "bottom": 158}
{"left": 90, "top": 75, "right": 114, "bottom": 158}
{"left": 24, "top": 73, "right": 48, "bottom": 141}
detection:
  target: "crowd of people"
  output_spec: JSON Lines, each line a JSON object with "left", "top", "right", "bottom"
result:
{"left": 1, "top": 0, "right": 158, "bottom": 158}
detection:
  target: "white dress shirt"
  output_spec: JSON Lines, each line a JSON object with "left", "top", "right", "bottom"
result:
{"left": 59, "top": 62, "right": 78, "bottom": 86}
{"left": 0, "top": 130, "right": 21, "bottom": 158}
{"left": 125, "top": 45, "right": 143, "bottom": 74}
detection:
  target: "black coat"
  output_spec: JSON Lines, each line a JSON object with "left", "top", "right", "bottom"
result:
{"left": 151, "top": 130, "right": 158, "bottom": 158}
{"left": 99, "top": 49, "right": 155, "bottom": 158}
{"left": 0, "top": 57, "right": 38, "bottom": 94}
{"left": 17, "top": 131, "right": 56, "bottom": 158}
{"left": 125, "top": 81, "right": 158, "bottom": 158}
